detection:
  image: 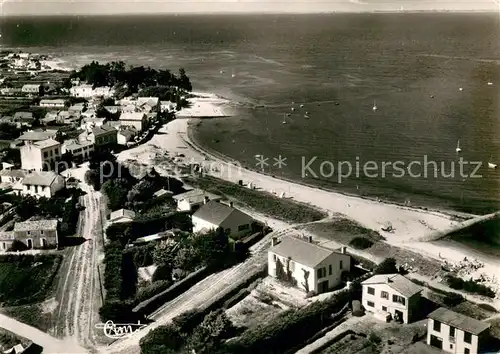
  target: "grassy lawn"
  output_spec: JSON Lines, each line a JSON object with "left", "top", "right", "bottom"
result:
{"left": 1, "top": 304, "right": 53, "bottom": 332}
{"left": 0, "top": 254, "right": 62, "bottom": 306}
{"left": 299, "top": 220, "right": 442, "bottom": 277}
{"left": 187, "top": 176, "right": 328, "bottom": 223}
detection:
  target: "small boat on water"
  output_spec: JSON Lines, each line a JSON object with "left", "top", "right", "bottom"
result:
{"left": 488, "top": 82, "right": 493, "bottom": 86}
{"left": 459, "top": 87, "right": 463, "bottom": 91}
{"left": 282, "top": 113, "right": 287, "bottom": 124}
{"left": 455, "top": 140, "right": 461, "bottom": 153}
{"left": 488, "top": 161, "right": 497, "bottom": 169}
{"left": 300, "top": 104, "right": 304, "bottom": 108}
{"left": 304, "top": 115, "right": 309, "bottom": 119}
{"left": 291, "top": 107, "right": 295, "bottom": 111}
{"left": 372, "top": 100, "right": 377, "bottom": 111}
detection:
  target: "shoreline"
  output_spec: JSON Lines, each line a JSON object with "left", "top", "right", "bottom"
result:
{"left": 187, "top": 123, "right": 478, "bottom": 222}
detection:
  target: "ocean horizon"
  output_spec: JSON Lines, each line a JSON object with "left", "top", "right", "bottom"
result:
{"left": 1, "top": 13, "right": 499, "bottom": 214}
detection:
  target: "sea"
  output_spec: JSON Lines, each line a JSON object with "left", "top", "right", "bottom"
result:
{"left": 1, "top": 13, "right": 499, "bottom": 215}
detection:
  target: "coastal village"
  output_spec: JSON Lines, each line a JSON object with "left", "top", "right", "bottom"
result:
{"left": 0, "top": 49, "right": 499, "bottom": 354}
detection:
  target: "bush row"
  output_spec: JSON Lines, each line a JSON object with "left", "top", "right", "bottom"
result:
{"left": 446, "top": 275, "right": 496, "bottom": 298}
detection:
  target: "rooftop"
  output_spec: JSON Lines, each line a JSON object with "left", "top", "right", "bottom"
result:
{"left": 22, "top": 171, "right": 62, "bottom": 186}
{"left": 92, "top": 124, "right": 116, "bottom": 136}
{"left": 0, "top": 169, "right": 26, "bottom": 178}
{"left": 137, "top": 97, "right": 159, "bottom": 106}
{"left": 13, "top": 112, "right": 34, "bottom": 120}
{"left": 109, "top": 209, "right": 136, "bottom": 221}
{"left": 193, "top": 200, "right": 252, "bottom": 226}
{"left": 14, "top": 219, "right": 58, "bottom": 232}
{"left": 428, "top": 307, "right": 491, "bottom": 335}
{"left": 40, "top": 99, "right": 65, "bottom": 105}
{"left": 18, "top": 130, "right": 57, "bottom": 141}
{"left": 269, "top": 236, "right": 339, "bottom": 268}
{"left": 120, "top": 112, "right": 146, "bottom": 121}
{"left": 33, "top": 138, "right": 60, "bottom": 149}
{"left": 172, "top": 189, "right": 221, "bottom": 203}
{"left": 362, "top": 274, "right": 423, "bottom": 298}
{"left": 0, "top": 231, "right": 14, "bottom": 241}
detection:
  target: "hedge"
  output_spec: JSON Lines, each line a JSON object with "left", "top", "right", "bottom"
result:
{"left": 132, "top": 266, "right": 210, "bottom": 317}
{"left": 446, "top": 275, "right": 496, "bottom": 298}
{"left": 222, "top": 283, "right": 361, "bottom": 354}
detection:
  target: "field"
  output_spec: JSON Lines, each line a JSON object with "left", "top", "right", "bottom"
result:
{"left": 317, "top": 316, "right": 427, "bottom": 354}
{"left": 0, "top": 254, "right": 62, "bottom": 306}
{"left": 188, "top": 175, "right": 328, "bottom": 223}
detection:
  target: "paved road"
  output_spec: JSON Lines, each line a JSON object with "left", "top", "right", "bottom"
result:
{"left": 0, "top": 313, "right": 88, "bottom": 354}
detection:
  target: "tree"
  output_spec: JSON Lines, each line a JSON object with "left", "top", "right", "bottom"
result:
{"left": 177, "top": 68, "right": 192, "bottom": 92}
{"left": 374, "top": 257, "right": 398, "bottom": 274}
{"left": 186, "top": 311, "right": 236, "bottom": 354}
{"left": 193, "top": 228, "right": 230, "bottom": 268}
{"left": 152, "top": 240, "right": 176, "bottom": 265}
{"left": 173, "top": 246, "right": 200, "bottom": 271}
{"left": 101, "top": 178, "right": 130, "bottom": 210}
{"left": 152, "top": 263, "right": 172, "bottom": 282}
{"left": 15, "top": 196, "right": 38, "bottom": 220}
{"left": 140, "top": 324, "right": 184, "bottom": 354}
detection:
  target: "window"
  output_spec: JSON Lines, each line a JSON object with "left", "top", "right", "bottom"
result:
{"left": 40, "top": 230, "right": 44, "bottom": 235}
{"left": 392, "top": 294, "right": 406, "bottom": 305}
{"left": 27, "top": 231, "right": 31, "bottom": 235}
{"left": 238, "top": 224, "right": 250, "bottom": 232}
{"left": 367, "top": 301, "right": 374, "bottom": 307}
{"left": 329, "top": 264, "right": 332, "bottom": 275}
{"left": 433, "top": 320, "right": 441, "bottom": 332}
{"left": 340, "top": 260, "right": 343, "bottom": 269}
{"left": 464, "top": 349, "right": 470, "bottom": 354}
{"left": 273, "top": 254, "right": 277, "bottom": 261}
{"left": 317, "top": 267, "right": 326, "bottom": 278}
{"left": 289, "top": 261, "right": 295, "bottom": 272}
{"left": 43, "top": 151, "right": 48, "bottom": 158}
{"left": 367, "top": 287, "right": 375, "bottom": 295}
{"left": 381, "top": 291, "right": 389, "bottom": 299}
{"left": 464, "top": 332, "right": 472, "bottom": 344}
{"left": 382, "top": 306, "right": 387, "bottom": 312}
{"left": 449, "top": 326, "right": 455, "bottom": 338}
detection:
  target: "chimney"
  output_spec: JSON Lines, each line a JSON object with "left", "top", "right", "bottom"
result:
{"left": 387, "top": 276, "right": 392, "bottom": 283}
{"left": 271, "top": 237, "right": 278, "bottom": 247}
{"left": 308, "top": 236, "right": 313, "bottom": 243}
{"left": 229, "top": 201, "right": 233, "bottom": 208}
{"left": 204, "top": 196, "right": 209, "bottom": 204}
{"left": 341, "top": 246, "right": 347, "bottom": 254}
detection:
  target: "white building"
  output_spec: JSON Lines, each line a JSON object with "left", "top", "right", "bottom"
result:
{"left": 192, "top": 200, "right": 254, "bottom": 239}
{"left": 160, "top": 101, "right": 175, "bottom": 113}
{"left": 40, "top": 99, "right": 65, "bottom": 108}
{"left": 17, "top": 129, "right": 58, "bottom": 145}
{"left": 81, "top": 117, "right": 107, "bottom": 130}
{"left": 20, "top": 138, "right": 61, "bottom": 172}
{"left": 119, "top": 112, "right": 148, "bottom": 131}
{"left": 268, "top": 237, "right": 351, "bottom": 294}
{"left": 117, "top": 128, "right": 137, "bottom": 145}
{"left": 427, "top": 307, "right": 491, "bottom": 354}
{"left": 61, "top": 140, "right": 94, "bottom": 161}
{"left": 173, "top": 189, "right": 222, "bottom": 212}
{"left": 21, "top": 84, "right": 41, "bottom": 94}
{"left": 108, "top": 209, "right": 135, "bottom": 224}
{"left": 20, "top": 171, "right": 65, "bottom": 198}
{"left": 70, "top": 84, "right": 114, "bottom": 98}
{"left": 361, "top": 273, "right": 423, "bottom": 324}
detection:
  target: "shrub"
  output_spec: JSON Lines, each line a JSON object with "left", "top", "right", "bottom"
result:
{"left": 374, "top": 258, "right": 398, "bottom": 274}
{"left": 443, "top": 293, "right": 465, "bottom": 307}
{"left": 152, "top": 263, "right": 172, "bottom": 282}
{"left": 446, "top": 275, "right": 496, "bottom": 298}
{"left": 349, "top": 237, "right": 374, "bottom": 250}
{"left": 135, "top": 280, "right": 172, "bottom": 303}
{"left": 478, "top": 303, "right": 498, "bottom": 312}
{"left": 368, "top": 332, "right": 382, "bottom": 344}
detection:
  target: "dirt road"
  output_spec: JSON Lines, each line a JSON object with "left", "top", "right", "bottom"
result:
{"left": 0, "top": 313, "right": 87, "bottom": 353}
{"left": 53, "top": 177, "right": 104, "bottom": 352}
{"left": 102, "top": 225, "right": 298, "bottom": 354}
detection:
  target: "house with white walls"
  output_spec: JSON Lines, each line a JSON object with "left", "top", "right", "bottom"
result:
{"left": 173, "top": 189, "right": 222, "bottom": 212}
{"left": 268, "top": 236, "right": 351, "bottom": 294}
{"left": 361, "top": 273, "right": 423, "bottom": 324}
{"left": 427, "top": 307, "right": 491, "bottom": 354}
{"left": 20, "top": 138, "right": 61, "bottom": 172}
{"left": 20, "top": 171, "right": 65, "bottom": 198}
{"left": 192, "top": 200, "right": 253, "bottom": 239}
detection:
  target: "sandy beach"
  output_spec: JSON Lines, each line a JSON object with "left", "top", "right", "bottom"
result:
{"left": 117, "top": 92, "right": 500, "bottom": 294}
